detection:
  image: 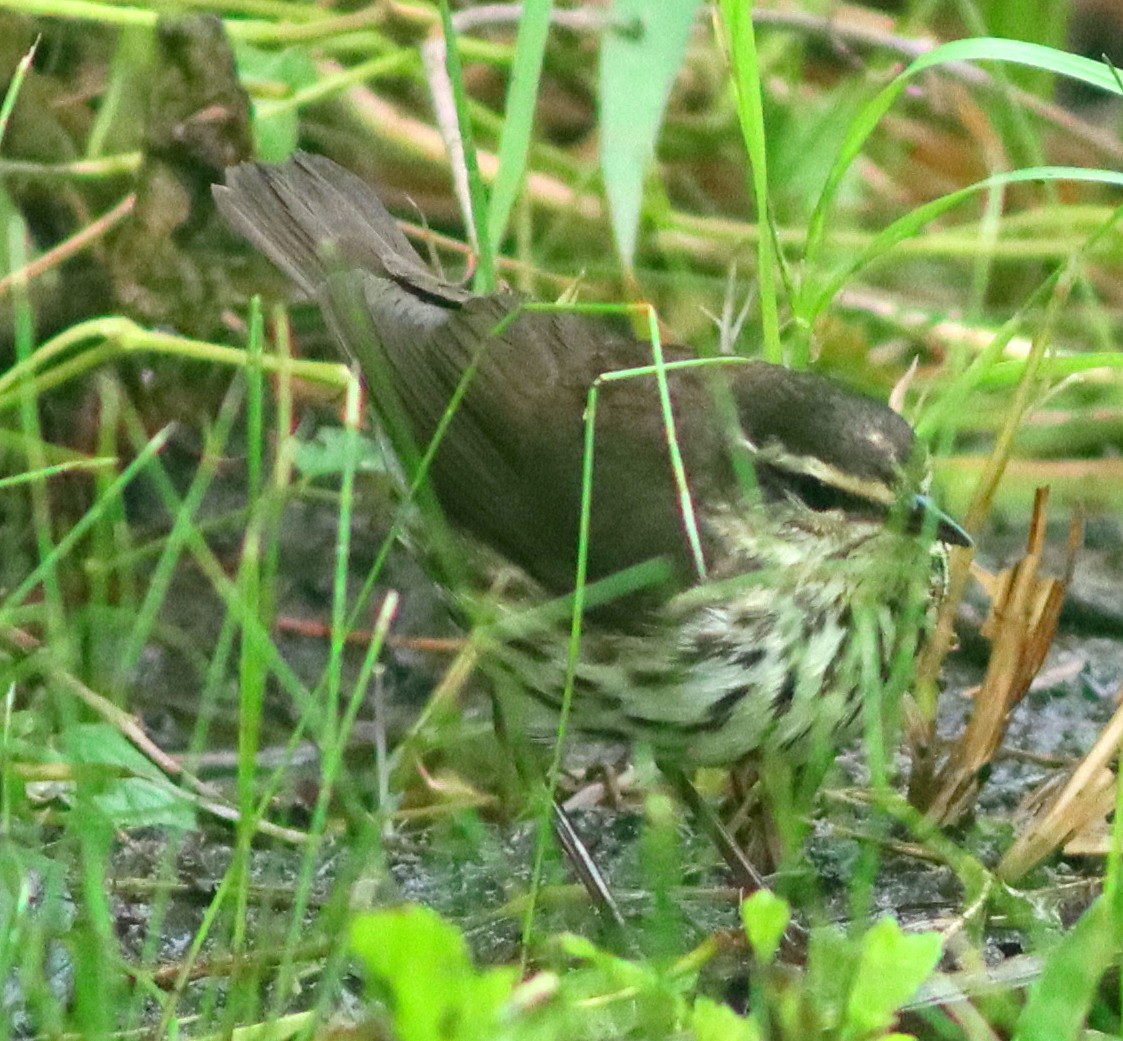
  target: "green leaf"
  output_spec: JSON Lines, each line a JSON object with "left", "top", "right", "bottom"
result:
{"left": 293, "top": 428, "right": 386, "bottom": 480}
{"left": 64, "top": 723, "right": 165, "bottom": 783}
{"left": 844, "top": 918, "right": 942, "bottom": 1040}
{"left": 980, "top": 0, "right": 1070, "bottom": 94}
{"left": 558, "top": 931, "right": 651, "bottom": 991}
{"left": 92, "top": 778, "right": 196, "bottom": 831}
{"left": 600, "top": 0, "right": 701, "bottom": 266}
{"left": 235, "top": 44, "right": 318, "bottom": 162}
{"left": 558, "top": 932, "right": 601, "bottom": 961}
{"left": 350, "top": 905, "right": 518, "bottom": 1041}
{"left": 488, "top": 0, "right": 552, "bottom": 250}
{"left": 740, "top": 890, "right": 790, "bottom": 965}
{"left": 61, "top": 725, "right": 196, "bottom": 829}
{"left": 692, "top": 996, "right": 760, "bottom": 1041}
{"left": 1012, "top": 896, "right": 1116, "bottom": 1041}
{"left": 0, "top": 184, "right": 29, "bottom": 273}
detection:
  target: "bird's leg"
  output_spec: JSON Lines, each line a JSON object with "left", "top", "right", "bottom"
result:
{"left": 550, "top": 757, "right": 808, "bottom": 958}
{"left": 725, "top": 760, "right": 784, "bottom": 875}
{"left": 659, "top": 762, "right": 770, "bottom": 894}
{"left": 550, "top": 800, "right": 627, "bottom": 934}
{"left": 659, "top": 762, "right": 809, "bottom": 961}
{"left": 490, "top": 690, "right": 628, "bottom": 937}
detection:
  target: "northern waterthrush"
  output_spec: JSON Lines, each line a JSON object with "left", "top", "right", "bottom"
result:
{"left": 214, "top": 152, "right": 967, "bottom": 796}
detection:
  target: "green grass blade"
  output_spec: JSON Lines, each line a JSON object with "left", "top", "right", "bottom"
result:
{"left": 803, "top": 38, "right": 1123, "bottom": 303}
{"left": 718, "top": 0, "right": 783, "bottom": 364}
{"left": 487, "top": 0, "right": 552, "bottom": 251}
{"left": 438, "top": 0, "right": 494, "bottom": 290}
{"left": 1012, "top": 896, "right": 1116, "bottom": 1041}
{"left": 810, "top": 165, "right": 1123, "bottom": 317}
{"left": 600, "top": 0, "right": 701, "bottom": 268}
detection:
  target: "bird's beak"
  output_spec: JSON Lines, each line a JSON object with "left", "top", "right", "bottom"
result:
{"left": 911, "top": 494, "right": 972, "bottom": 547}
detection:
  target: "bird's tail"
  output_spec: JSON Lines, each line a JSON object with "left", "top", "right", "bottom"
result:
{"left": 213, "top": 151, "right": 465, "bottom": 305}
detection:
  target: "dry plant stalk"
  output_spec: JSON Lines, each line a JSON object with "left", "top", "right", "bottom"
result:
{"left": 998, "top": 680, "right": 1123, "bottom": 882}
{"left": 924, "top": 488, "right": 1081, "bottom": 826}
{"left": 910, "top": 259, "right": 1077, "bottom": 805}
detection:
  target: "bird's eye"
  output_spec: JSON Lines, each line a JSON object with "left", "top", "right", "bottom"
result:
{"left": 755, "top": 459, "right": 888, "bottom": 518}
{"left": 784, "top": 470, "right": 888, "bottom": 519}
{"left": 786, "top": 471, "right": 842, "bottom": 512}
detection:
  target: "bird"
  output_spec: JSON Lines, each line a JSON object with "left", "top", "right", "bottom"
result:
{"left": 213, "top": 151, "right": 968, "bottom": 901}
